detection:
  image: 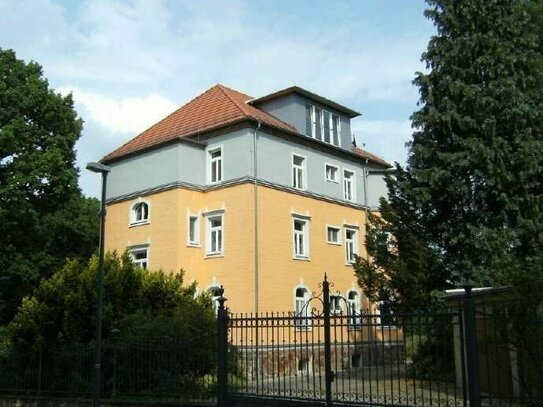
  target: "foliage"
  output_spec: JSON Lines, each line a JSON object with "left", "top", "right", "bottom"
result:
{"left": 355, "top": 0, "right": 543, "bottom": 310}
{"left": 0, "top": 48, "right": 99, "bottom": 323}
{"left": 7, "top": 251, "right": 214, "bottom": 348}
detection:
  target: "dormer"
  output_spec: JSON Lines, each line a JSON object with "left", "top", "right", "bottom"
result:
{"left": 248, "top": 86, "right": 360, "bottom": 151}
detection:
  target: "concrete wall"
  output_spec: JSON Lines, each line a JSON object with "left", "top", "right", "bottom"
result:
{"left": 107, "top": 142, "right": 205, "bottom": 200}
{"left": 366, "top": 172, "right": 389, "bottom": 209}
{"left": 256, "top": 132, "right": 367, "bottom": 205}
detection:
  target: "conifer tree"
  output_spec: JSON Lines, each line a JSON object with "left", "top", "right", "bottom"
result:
{"left": 355, "top": 0, "right": 543, "bottom": 309}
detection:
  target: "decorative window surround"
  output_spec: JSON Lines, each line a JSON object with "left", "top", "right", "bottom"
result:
{"left": 207, "top": 146, "right": 223, "bottom": 184}
{"left": 347, "top": 290, "right": 361, "bottom": 328}
{"left": 292, "top": 215, "right": 310, "bottom": 260}
{"left": 294, "top": 285, "right": 311, "bottom": 330}
{"left": 344, "top": 226, "right": 359, "bottom": 265}
{"left": 128, "top": 244, "right": 149, "bottom": 269}
{"left": 292, "top": 153, "right": 306, "bottom": 190}
{"left": 129, "top": 199, "right": 150, "bottom": 226}
{"left": 324, "top": 163, "right": 339, "bottom": 183}
{"left": 187, "top": 214, "right": 200, "bottom": 247}
{"left": 326, "top": 225, "right": 341, "bottom": 245}
{"left": 205, "top": 210, "right": 225, "bottom": 257}
{"left": 343, "top": 169, "right": 355, "bottom": 202}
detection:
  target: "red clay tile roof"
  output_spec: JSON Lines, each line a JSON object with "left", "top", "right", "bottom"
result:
{"left": 103, "top": 84, "right": 297, "bottom": 162}
{"left": 352, "top": 146, "right": 392, "bottom": 168}
{"left": 103, "top": 84, "right": 391, "bottom": 168}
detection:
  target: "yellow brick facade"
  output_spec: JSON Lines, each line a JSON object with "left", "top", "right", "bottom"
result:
{"left": 105, "top": 182, "right": 374, "bottom": 314}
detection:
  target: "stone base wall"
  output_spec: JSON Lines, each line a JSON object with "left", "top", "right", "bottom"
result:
{"left": 236, "top": 342, "right": 405, "bottom": 379}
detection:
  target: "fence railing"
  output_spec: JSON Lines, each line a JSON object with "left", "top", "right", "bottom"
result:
{"left": 0, "top": 339, "right": 217, "bottom": 401}
{"left": 217, "top": 276, "right": 543, "bottom": 407}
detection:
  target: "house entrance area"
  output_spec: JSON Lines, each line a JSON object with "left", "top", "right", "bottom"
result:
{"left": 216, "top": 276, "right": 542, "bottom": 407}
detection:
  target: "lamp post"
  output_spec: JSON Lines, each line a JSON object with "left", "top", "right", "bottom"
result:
{"left": 86, "top": 162, "right": 111, "bottom": 407}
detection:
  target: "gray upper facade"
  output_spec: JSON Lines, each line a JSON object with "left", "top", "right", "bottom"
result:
{"left": 104, "top": 84, "right": 391, "bottom": 209}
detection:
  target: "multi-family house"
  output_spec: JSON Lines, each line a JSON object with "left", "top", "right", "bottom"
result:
{"left": 101, "top": 84, "right": 391, "bottom": 316}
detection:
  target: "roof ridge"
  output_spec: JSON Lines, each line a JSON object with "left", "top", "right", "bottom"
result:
{"left": 216, "top": 84, "right": 252, "bottom": 116}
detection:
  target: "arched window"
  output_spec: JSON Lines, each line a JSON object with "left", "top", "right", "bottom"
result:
{"left": 130, "top": 200, "right": 150, "bottom": 225}
{"left": 347, "top": 290, "right": 361, "bottom": 327}
{"left": 294, "top": 286, "right": 311, "bottom": 330}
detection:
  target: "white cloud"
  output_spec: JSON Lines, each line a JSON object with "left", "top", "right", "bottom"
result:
{"left": 61, "top": 87, "right": 177, "bottom": 133}
{"left": 353, "top": 120, "right": 413, "bottom": 166}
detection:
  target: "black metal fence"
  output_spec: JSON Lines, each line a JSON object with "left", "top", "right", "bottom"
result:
{"left": 0, "top": 339, "right": 217, "bottom": 402}
{"left": 217, "top": 277, "right": 543, "bottom": 407}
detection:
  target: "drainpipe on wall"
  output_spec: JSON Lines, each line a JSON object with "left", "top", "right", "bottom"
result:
{"left": 253, "top": 121, "right": 261, "bottom": 314}
{"left": 362, "top": 158, "right": 370, "bottom": 262}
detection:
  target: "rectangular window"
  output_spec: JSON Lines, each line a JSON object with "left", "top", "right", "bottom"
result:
{"left": 343, "top": 170, "right": 355, "bottom": 201}
{"left": 207, "top": 214, "right": 224, "bottom": 255}
{"left": 330, "top": 295, "right": 342, "bottom": 315}
{"left": 345, "top": 228, "right": 358, "bottom": 264}
{"left": 292, "top": 154, "right": 305, "bottom": 190}
{"left": 209, "top": 148, "right": 222, "bottom": 183}
{"left": 293, "top": 218, "right": 309, "bottom": 258}
{"left": 188, "top": 215, "right": 199, "bottom": 246}
{"left": 305, "top": 103, "right": 341, "bottom": 146}
{"left": 314, "top": 107, "right": 323, "bottom": 141}
{"left": 325, "top": 164, "right": 338, "bottom": 182}
{"left": 331, "top": 114, "right": 340, "bottom": 146}
{"left": 305, "top": 104, "right": 313, "bottom": 137}
{"left": 129, "top": 247, "right": 149, "bottom": 269}
{"left": 326, "top": 226, "right": 340, "bottom": 244}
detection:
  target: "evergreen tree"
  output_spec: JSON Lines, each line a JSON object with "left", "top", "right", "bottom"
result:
{"left": 0, "top": 49, "right": 98, "bottom": 323}
{"left": 355, "top": 0, "right": 543, "bottom": 308}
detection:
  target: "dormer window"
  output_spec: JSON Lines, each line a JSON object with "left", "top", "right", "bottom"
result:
{"left": 305, "top": 103, "right": 341, "bottom": 147}
{"left": 130, "top": 200, "right": 150, "bottom": 226}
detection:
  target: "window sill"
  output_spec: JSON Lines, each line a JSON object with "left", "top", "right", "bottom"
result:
{"left": 187, "top": 243, "right": 200, "bottom": 248}
{"left": 345, "top": 262, "right": 356, "bottom": 267}
{"left": 327, "top": 241, "right": 341, "bottom": 246}
{"left": 293, "top": 256, "right": 311, "bottom": 262}
{"left": 205, "top": 253, "right": 224, "bottom": 259}
{"left": 129, "top": 221, "right": 150, "bottom": 228}
{"left": 325, "top": 179, "right": 339, "bottom": 184}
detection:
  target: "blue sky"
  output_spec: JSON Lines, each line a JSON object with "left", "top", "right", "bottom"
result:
{"left": 0, "top": 0, "right": 435, "bottom": 197}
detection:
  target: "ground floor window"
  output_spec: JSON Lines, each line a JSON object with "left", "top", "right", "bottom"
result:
{"left": 128, "top": 246, "right": 149, "bottom": 269}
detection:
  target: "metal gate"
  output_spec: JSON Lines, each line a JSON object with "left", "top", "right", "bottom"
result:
{"left": 216, "top": 275, "right": 539, "bottom": 407}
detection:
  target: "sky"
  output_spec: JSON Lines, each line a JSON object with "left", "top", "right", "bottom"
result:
{"left": 0, "top": 0, "right": 436, "bottom": 198}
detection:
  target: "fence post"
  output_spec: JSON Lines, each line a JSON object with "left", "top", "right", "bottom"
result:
{"left": 37, "top": 345, "right": 43, "bottom": 397}
{"left": 322, "top": 274, "right": 333, "bottom": 406}
{"left": 463, "top": 282, "right": 481, "bottom": 407}
{"left": 217, "top": 286, "right": 228, "bottom": 407}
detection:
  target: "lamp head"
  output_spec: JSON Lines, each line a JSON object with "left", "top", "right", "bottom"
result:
{"left": 86, "top": 162, "right": 111, "bottom": 174}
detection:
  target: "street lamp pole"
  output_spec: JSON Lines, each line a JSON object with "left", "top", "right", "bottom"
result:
{"left": 86, "top": 162, "right": 112, "bottom": 407}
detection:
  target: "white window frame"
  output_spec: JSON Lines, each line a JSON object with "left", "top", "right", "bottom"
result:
{"left": 129, "top": 199, "right": 150, "bottom": 226}
{"left": 128, "top": 245, "right": 149, "bottom": 269}
{"left": 344, "top": 226, "right": 359, "bottom": 264}
{"left": 292, "top": 153, "right": 306, "bottom": 190}
{"left": 324, "top": 163, "right": 339, "bottom": 183}
{"left": 329, "top": 294, "right": 342, "bottom": 315}
{"left": 326, "top": 225, "right": 341, "bottom": 245}
{"left": 205, "top": 210, "right": 225, "bottom": 256}
{"left": 292, "top": 215, "right": 310, "bottom": 260}
{"left": 207, "top": 146, "right": 223, "bottom": 184}
{"left": 347, "top": 290, "right": 361, "bottom": 328}
{"left": 294, "top": 285, "right": 311, "bottom": 330}
{"left": 343, "top": 169, "right": 355, "bottom": 202}
{"left": 305, "top": 103, "right": 341, "bottom": 147}
{"left": 187, "top": 214, "right": 200, "bottom": 247}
